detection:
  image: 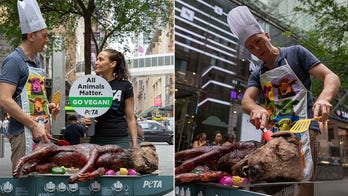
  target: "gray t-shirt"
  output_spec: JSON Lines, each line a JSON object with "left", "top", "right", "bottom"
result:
{"left": 248, "top": 45, "right": 320, "bottom": 131}
{"left": 0, "top": 46, "right": 43, "bottom": 135}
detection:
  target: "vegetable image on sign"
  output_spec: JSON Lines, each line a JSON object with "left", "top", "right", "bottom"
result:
{"left": 69, "top": 75, "right": 113, "bottom": 118}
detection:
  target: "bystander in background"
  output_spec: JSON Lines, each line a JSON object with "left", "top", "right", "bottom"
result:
{"left": 209, "top": 131, "right": 223, "bottom": 146}
{"left": 223, "top": 133, "right": 235, "bottom": 146}
{"left": 192, "top": 132, "right": 208, "bottom": 148}
{"left": 64, "top": 115, "right": 84, "bottom": 145}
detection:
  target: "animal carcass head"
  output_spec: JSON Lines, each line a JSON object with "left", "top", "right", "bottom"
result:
{"left": 232, "top": 131, "right": 304, "bottom": 183}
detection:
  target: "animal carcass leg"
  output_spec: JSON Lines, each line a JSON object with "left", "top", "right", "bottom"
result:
{"left": 69, "top": 148, "right": 99, "bottom": 183}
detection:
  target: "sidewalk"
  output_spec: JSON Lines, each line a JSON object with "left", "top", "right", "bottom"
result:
{"left": 0, "top": 136, "right": 11, "bottom": 177}
{"left": 314, "top": 176, "right": 348, "bottom": 196}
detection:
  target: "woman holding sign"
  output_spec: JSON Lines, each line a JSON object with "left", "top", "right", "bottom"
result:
{"left": 85, "top": 49, "right": 138, "bottom": 149}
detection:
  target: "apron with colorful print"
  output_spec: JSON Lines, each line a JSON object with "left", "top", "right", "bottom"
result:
{"left": 260, "top": 59, "right": 313, "bottom": 180}
{"left": 21, "top": 63, "right": 50, "bottom": 155}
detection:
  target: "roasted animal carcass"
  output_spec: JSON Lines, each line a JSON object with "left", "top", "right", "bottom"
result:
{"left": 13, "top": 143, "right": 158, "bottom": 183}
{"left": 175, "top": 131, "right": 305, "bottom": 184}
{"left": 232, "top": 131, "right": 304, "bottom": 183}
{"left": 175, "top": 141, "right": 260, "bottom": 184}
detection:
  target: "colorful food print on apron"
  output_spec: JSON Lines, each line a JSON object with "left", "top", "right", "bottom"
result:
{"left": 21, "top": 64, "right": 50, "bottom": 155}
{"left": 260, "top": 59, "right": 313, "bottom": 180}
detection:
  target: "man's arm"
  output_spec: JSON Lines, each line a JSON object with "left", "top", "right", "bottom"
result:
{"left": 241, "top": 86, "right": 269, "bottom": 129}
{"left": 0, "top": 82, "right": 49, "bottom": 143}
{"left": 309, "top": 63, "right": 340, "bottom": 121}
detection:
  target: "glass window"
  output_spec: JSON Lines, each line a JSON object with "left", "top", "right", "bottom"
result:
{"left": 158, "top": 56, "right": 164, "bottom": 66}
{"left": 139, "top": 123, "right": 149, "bottom": 129}
{"left": 133, "top": 59, "right": 139, "bottom": 68}
{"left": 165, "top": 56, "right": 171, "bottom": 65}
{"left": 152, "top": 123, "right": 160, "bottom": 130}
{"left": 152, "top": 57, "right": 158, "bottom": 67}
{"left": 145, "top": 57, "right": 151, "bottom": 67}
{"left": 139, "top": 58, "right": 144, "bottom": 67}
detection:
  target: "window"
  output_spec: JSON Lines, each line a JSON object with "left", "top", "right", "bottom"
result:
{"left": 152, "top": 57, "right": 158, "bottom": 67}
{"left": 165, "top": 56, "right": 171, "bottom": 65}
{"left": 145, "top": 57, "right": 151, "bottom": 67}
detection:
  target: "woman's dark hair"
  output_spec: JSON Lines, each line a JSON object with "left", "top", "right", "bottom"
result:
{"left": 103, "top": 49, "right": 131, "bottom": 80}
{"left": 223, "top": 133, "right": 234, "bottom": 142}
{"left": 195, "top": 132, "right": 206, "bottom": 140}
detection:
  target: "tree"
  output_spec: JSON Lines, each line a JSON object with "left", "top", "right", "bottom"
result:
{"left": 294, "top": 0, "right": 348, "bottom": 86}
{"left": 293, "top": 0, "right": 348, "bottom": 107}
{"left": 0, "top": 0, "right": 171, "bottom": 74}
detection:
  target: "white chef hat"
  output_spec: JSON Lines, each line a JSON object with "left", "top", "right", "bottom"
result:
{"left": 18, "top": 0, "right": 47, "bottom": 34}
{"left": 227, "top": 6, "right": 264, "bottom": 46}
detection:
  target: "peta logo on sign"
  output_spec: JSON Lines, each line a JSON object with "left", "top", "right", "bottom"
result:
{"left": 143, "top": 180, "right": 162, "bottom": 188}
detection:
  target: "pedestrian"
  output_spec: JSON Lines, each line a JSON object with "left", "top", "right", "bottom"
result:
{"left": 0, "top": 118, "right": 3, "bottom": 135}
{"left": 84, "top": 49, "right": 138, "bottom": 149}
{"left": 2, "top": 117, "right": 9, "bottom": 137}
{"left": 0, "top": 0, "right": 60, "bottom": 170}
{"left": 227, "top": 6, "right": 340, "bottom": 196}
{"left": 223, "top": 133, "right": 234, "bottom": 146}
{"left": 192, "top": 132, "right": 207, "bottom": 148}
{"left": 64, "top": 115, "right": 84, "bottom": 145}
{"left": 209, "top": 131, "right": 223, "bottom": 146}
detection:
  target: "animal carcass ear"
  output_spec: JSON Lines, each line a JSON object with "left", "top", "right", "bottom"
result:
{"left": 271, "top": 131, "right": 299, "bottom": 146}
{"left": 271, "top": 131, "right": 292, "bottom": 138}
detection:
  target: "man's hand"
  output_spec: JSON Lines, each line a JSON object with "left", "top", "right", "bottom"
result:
{"left": 313, "top": 99, "right": 332, "bottom": 122}
{"left": 249, "top": 108, "right": 269, "bottom": 129}
{"left": 31, "top": 123, "right": 50, "bottom": 144}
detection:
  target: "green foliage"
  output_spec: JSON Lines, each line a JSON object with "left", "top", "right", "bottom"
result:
{"left": 294, "top": 0, "right": 348, "bottom": 97}
{"left": 0, "top": 0, "right": 171, "bottom": 73}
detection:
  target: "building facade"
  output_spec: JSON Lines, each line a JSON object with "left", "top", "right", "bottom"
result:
{"left": 175, "top": 0, "right": 299, "bottom": 151}
{"left": 131, "top": 0, "right": 175, "bottom": 120}
{"left": 175, "top": 0, "right": 348, "bottom": 179}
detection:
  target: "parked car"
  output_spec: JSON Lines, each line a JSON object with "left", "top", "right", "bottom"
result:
{"left": 138, "top": 120, "right": 173, "bottom": 145}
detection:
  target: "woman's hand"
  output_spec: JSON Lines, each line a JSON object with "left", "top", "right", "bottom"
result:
{"left": 82, "top": 117, "right": 97, "bottom": 129}
{"left": 49, "top": 103, "right": 60, "bottom": 120}
{"left": 132, "top": 143, "right": 140, "bottom": 150}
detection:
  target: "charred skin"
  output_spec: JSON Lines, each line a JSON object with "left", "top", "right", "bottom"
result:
{"left": 13, "top": 143, "right": 158, "bottom": 183}
{"left": 231, "top": 131, "right": 304, "bottom": 183}
{"left": 217, "top": 141, "right": 260, "bottom": 172}
{"left": 175, "top": 145, "right": 235, "bottom": 175}
{"left": 174, "top": 141, "right": 259, "bottom": 184}
{"left": 176, "top": 136, "right": 301, "bottom": 184}
{"left": 175, "top": 170, "right": 227, "bottom": 184}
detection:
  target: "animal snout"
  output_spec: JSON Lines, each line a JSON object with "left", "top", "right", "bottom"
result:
{"left": 249, "top": 165, "right": 262, "bottom": 178}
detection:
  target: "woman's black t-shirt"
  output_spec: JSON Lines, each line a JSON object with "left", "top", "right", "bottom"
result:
{"left": 94, "top": 78, "right": 134, "bottom": 137}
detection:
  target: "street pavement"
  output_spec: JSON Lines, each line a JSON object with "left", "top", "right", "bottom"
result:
{"left": 0, "top": 136, "right": 11, "bottom": 177}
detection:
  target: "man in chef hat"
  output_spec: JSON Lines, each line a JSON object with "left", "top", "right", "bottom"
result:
{"left": 227, "top": 6, "right": 340, "bottom": 196}
{"left": 0, "top": 0, "right": 60, "bottom": 170}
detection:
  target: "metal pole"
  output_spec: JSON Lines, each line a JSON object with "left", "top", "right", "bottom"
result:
{"left": 0, "top": 134, "right": 3, "bottom": 158}
{"left": 51, "top": 36, "right": 66, "bottom": 135}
